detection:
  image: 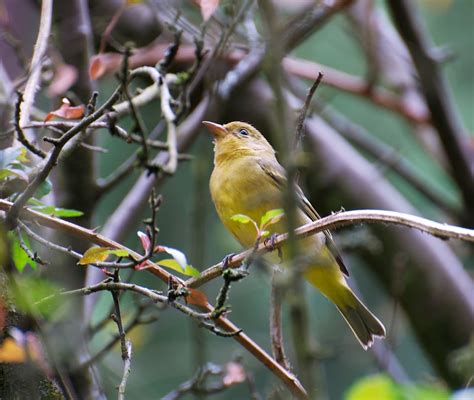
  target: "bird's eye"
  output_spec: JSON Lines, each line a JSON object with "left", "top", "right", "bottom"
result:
{"left": 239, "top": 129, "right": 249, "bottom": 136}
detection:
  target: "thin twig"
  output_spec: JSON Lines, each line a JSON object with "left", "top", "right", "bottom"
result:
{"left": 160, "top": 75, "right": 178, "bottom": 174}
{"left": 111, "top": 273, "right": 128, "bottom": 361}
{"left": 14, "top": 92, "right": 46, "bottom": 158}
{"left": 161, "top": 363, "right": 227, "bottom": 400}
{"left": 270, "top": 271, "right": 289, "bottom": 369}
{"left": 19, "top": 220, "right": 83, "bottom": 259}
{"left": 110, "top": 271, "right": 132, "bottom": 400}
{"left": 118, "top": 340, "right": 132, "bottom": 400}
{"left": 122, "top": 47, "right": 150, "bottom": 164}
{"left": 126, "top": 66, "right": 179, "bottom": 174}
{"left": 19, "top": 0, "right": 53, "bottom": 129}
{"left": 293, "top": 72, "right": 323, "bottom": 149}
{"left": 27, "top": 121, "right": 168, "bottom": 150}
{"left": 15, "top": 226, "right": 47, "bottom": 265}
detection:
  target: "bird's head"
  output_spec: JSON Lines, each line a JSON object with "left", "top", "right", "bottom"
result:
{"left": 202, "top": 121, "right": 275, "bottom": 163}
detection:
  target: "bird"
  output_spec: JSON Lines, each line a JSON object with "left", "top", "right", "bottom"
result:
{"left": 203, "top": 120, "right": 386, "bottom": 349}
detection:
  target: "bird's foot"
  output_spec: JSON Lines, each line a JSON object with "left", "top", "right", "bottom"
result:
{"left": 264, "top": 233, "right": 282, "bottom": 261}
{"left": 221, "top": 253, "right": 236, "bottom": 270}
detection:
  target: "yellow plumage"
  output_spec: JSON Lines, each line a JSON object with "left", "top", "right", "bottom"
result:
{"left": 204, "top": 120, "right": 385, "bottom": 349}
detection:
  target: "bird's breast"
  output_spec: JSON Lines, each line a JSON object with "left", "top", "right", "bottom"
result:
{"left": 210, "top": 157, "right": 283, "bottom": 247}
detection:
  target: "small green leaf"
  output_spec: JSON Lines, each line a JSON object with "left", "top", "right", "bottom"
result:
{"left": 11, "top": 276, "right": 64, "bottom": 320}
{"left": 7, "top": 232, "right": 37, "bottom": 272}
{"left": 260, "top": 208, "right": 284, "bottom": 228}
{"left": 52, "top": 208, "right": 84, "bottom": 217}
{"left": 30, "top": 205, "right": 55, "bottom": 215}
{"left": 260, "top": 230, "right": 270, "bottom": 238}
{"left": 184, "top": 265, "right": 200, "bottom": 277}
{"left": 0, "top": 169, "right": 13, "bottom": 180}
{"left": 231, "top": 214, "right": 254, "bottom": 224}
{"left": 157, "top": 259, "right": 184, "bottom": 273}
{"left": 157, "top": 259, "right": 200, "bottom": 277}
{"left": 34, "top": 178, "right": 52, "bottom": 199}
{"left": 30, "top": 204, "right": 83, "bottom": 218}
{"left": 0, "top": 168, "right": 28, "bottom": 181}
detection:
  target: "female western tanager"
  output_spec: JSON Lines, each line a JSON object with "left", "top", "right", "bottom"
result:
{"left": 203, "top": 120, "right": 385, "bottom": 349}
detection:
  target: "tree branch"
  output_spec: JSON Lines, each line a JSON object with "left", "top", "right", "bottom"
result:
{"left": 185, "top": 209, "right": 474, "bottom": 289}
{"left": 387, "top": 0, "right": 474, "bottom": 223}
{"left": 19, "top": 0, "right": 52, "bottom": 129}
{"left": 6, "top": 87, "right": 122, "bottom": 227}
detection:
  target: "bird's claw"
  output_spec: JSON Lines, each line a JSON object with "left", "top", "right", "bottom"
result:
{"left": 264, "top": 233, "right": 283, "bottom": 262}
{"left": 222, "top": 253, "right": 236, "bottom": 270}
{"left": 263, "top": 233, "right": 279, "bottom": 251}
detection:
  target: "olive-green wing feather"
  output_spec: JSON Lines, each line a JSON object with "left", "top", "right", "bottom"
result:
{"left": 257, "top": 158, "right": 349, "bottom": 276}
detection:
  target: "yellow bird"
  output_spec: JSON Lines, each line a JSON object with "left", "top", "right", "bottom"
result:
{"left": 203, "top": 120, "right": 385, "bottom": 349}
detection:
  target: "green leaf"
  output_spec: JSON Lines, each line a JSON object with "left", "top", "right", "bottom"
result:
{"left": 157, "top": 259, "right": 200, "bottom": 277}
{"left": 260, "top": 208, "right": 285, "bottom": 228}
{"left": 8, "top": 232, "right": 37, "bottom": 272}
{"left": 231, "top": 214, "right": 254, "bottom": 224}
{"left": 11, "top": 276, "right": 64, "bottom": 320}
{"left": 184, "top": 264, "right": 200, "bottom": 278}
{"left": 0, "top": 169, "right": 13, "bottom": 180}
{"left": 34, "top": 179, "right": 52, "bottom": 198}
{"left": 30, "top": 204, "right": 83, "bottom": 218}
{"left": 0, "top": 168, "right": 28, "bottom": 181}
{"left": 52, "top": 208, "right": 84, "bottom": 217}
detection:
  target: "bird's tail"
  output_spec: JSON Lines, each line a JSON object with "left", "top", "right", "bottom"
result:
{"left": 335, "top": 289, "right": 386, "bottom": 350}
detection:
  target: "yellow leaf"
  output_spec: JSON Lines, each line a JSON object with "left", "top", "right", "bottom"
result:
{"left": 0, "top": 338, "right": 26, "bottom": 363}
{"left": 78, "top": 247, "right": 112, "bottom": 265}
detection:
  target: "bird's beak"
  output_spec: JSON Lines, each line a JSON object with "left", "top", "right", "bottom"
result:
{"left": 202, "top": 121, "right": 227, "bottom": 138}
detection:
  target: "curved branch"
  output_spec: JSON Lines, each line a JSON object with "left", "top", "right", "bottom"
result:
{"left": 186, "top": 209, "right": 473, "bottom": 288}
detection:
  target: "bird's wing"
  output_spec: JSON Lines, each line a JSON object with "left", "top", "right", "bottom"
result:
{"left": 257, "top": 158, "right": 349, "bottom": 276}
